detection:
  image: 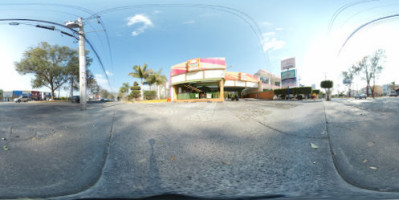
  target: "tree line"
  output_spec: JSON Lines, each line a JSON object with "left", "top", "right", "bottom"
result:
{"left": 342, "top": 49, "right": 385, "bottom": 98}
{"left": 119, "top": 63, "right": 168, "bottom": 101}
{"left": 15, "top": 42, "right": 100, "bottom": 99}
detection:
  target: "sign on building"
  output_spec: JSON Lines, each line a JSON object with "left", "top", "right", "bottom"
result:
{"left": 187, "top": 58, "right": 200, "bottom": 71}
{"left": 281, "top": 57, "right": 295, "bottom": 71}
{"left": 282, "top": 78, "right": 297, "bottom": 88}
{"left": 281, "top": 69, "right": 296, "bottom": 80}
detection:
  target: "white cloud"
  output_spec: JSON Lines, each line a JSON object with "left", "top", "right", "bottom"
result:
{"left": 105, "top": 70, "right": 113, "bottom": 76}
{"left": 183, "top": 20, "right": 195, "bottom": 24}
{"left": 275, "top": 27, "right": 284, "bottom": 31}
{"left": 95, "top": 74, "right": 109, "bottom": 89}
{"left": 260, "top": 21, "right": 273, "bottom": 26}
{"left": 261, "top": 33, "right": 286, "bottom": 51}
{"left": 262, "top": 32, "right": 275, "bottom": 36}
{"left": 126, "top": 14, "right": 153, "bottom": 36}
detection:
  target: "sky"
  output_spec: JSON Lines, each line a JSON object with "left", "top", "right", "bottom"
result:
{"left": 1, "top": 0, "right": 399, "bottom": 96}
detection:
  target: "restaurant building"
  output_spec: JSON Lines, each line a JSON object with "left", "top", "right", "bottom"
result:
{"left": 170, "top": 57, "right": 263, "bottom": 102}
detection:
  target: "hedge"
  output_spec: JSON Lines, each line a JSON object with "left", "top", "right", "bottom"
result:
{"left": 313, "top": 89, "right": 320, "bottom": 94}
{"left": 144, "top": 90, "right": 156, "bottom": 100}
{"left": 274, "top": 87, "right": 313, "bottom": 96}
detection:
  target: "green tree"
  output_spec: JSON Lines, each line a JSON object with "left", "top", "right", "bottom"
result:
{"left": 354, "top": 50, "right": 385, "bottom": 97}
{"left": 119, "top": 82, "right": 130, "bottom": 95}
{"left": 369, "top": 49, "right": 385, "bottom": 98}
{"left": 128, "top": 64, "right": 152, "bottom": 100}
{"left": 100, "top": 89, "right": 109, "bottom": 99}
{"left": 129, "top": 81, "right": 141, "bottom": 100}
{"left": 342, "top": 66, "right": 355, "bottom": 97}
{"left": 153, "top": 69, "right": 168, "bottom": 99}
{"left": 15, "top": 42, "right": 80, "bottom": 99}
{"left": 145, "top": 72, "right": 157, "bottom": 90}
{"left": 321, "top": 80, "right": 333, "bottom": 101}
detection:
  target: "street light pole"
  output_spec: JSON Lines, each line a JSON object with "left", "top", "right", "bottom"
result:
{"left": 66, "top": 17, "right": 86, "bottom": 110}
{"left": 77, "top": 17, "right": 87, "bottom": 110}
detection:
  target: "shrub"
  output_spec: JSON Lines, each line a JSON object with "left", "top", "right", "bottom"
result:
{"left": 144, "top": 90, "right": 156, "bottom": 100}
{"left": 321, "top": 80, "right": 333, "bottom": 89}
{"left": 313, "top": 89, "right": 320, "bottom": 94}
{"left": 129, "top": 90, "right": 140, "bottom": 100}
{"left": 131, "top": 86, "right": 140, "bottom": 91}
{"left": 296, "top": 95, "right": 303, "bottom": 100}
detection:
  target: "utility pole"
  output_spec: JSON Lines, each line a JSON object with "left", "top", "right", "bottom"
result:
{"left": 66, "top": 17, "right": 87, "bottom": 110}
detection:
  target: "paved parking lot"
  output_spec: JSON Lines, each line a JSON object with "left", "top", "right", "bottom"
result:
{"left": 0, "top": 99, "right": 398, "bottom": 199}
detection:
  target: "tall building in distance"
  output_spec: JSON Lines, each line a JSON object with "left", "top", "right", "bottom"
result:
{"left": 254, "top": 69, "right": 281, "bottom": 90}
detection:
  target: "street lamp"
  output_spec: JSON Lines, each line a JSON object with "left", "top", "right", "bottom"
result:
{"left": 66, "top": 18, "right": 87, "bottom": 110}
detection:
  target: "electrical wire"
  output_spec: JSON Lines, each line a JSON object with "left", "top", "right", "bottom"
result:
{"left": 0, "top": 18, "right": 111, "bottom": 88}
{"left": 86, "top": 3, "right": 270, "bottom": 68}
{"left": 339, "top": 13, "right": 399, "bottom": 55}
{"left": 0, "top": 2, "right": 114, "bottom": 84}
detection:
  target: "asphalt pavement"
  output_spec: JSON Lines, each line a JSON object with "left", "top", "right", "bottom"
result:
{"left": 0, "top": 99, "right": 398, "bottom": 199}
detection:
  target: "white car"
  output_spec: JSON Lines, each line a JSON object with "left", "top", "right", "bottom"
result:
{"left": 14, "top": 95, "right": 30, "bottom": 103}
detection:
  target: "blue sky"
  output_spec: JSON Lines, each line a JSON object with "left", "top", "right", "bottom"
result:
{"left": 1, "top": 0, "right": 399, "bottom": 95}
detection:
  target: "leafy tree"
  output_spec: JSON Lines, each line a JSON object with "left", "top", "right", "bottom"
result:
{"left": 129, "top": 81, "right": 141, "bottom": 100}
{"left": 153, "top": 69, "right": 168, "bottom": 99}
{"left": 369, "top": 49, "right": 385, "bottom": 98}
{"left": 15, "top": 42, "right": 80, "bottom": 99}
{"left": 321, "top": 80, "right": 333, "bottom": 101}
{"left": 341, "top": 65, "right": 356, "bottom": 97}
{"left": 62, "top": 48, "right": 93, "bottom": 101}
{"left": 145, "top": 72, "right": 157, "bottom": 90}
{"left": 354, "top": 49, "right": 385, "bottom": 97}
{"left": 100, "top": 89, "right": 109, "bottom": 99}
{"left": 119, "top": 82, "right": 130, "bottom": 95}
{"left": 107, "top": 93, "right": 115, "bottom": 100}
{"left": 128, "top": 64, "right": 152, "bottom": 100}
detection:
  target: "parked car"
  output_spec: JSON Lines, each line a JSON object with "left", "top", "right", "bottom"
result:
{"left": 72, "top": 95, "right": 80, "bottom": 103}
{"left": 354, "top": 93, "right": 367, "bottom": 99}
{"left": 389, "top": 91, "right": 397, "bottom": 97}
{"left": 14, "top": 95, "right": 30, "bottom": 103}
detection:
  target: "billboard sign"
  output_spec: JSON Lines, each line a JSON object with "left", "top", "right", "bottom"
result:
{"left": 187, "top": 58, "right": 200, "bottom": 71}
{"left": 282, "top": 78, "right": 297, "bottom": 88}
{"left": 343, "top": 79, "right": 352, "bottom": 85}
{"left": 281, "top": 57, "right": 296, "bottom": 70}
{"left": 281, "top": 69, "right": 296, "bottom": 80}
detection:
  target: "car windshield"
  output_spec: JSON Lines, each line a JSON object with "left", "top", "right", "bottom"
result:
{"left": 1, "top": 1, "right": 399, "bottom": 199}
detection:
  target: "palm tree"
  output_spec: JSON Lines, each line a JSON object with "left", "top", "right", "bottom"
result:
{"left": 153, "top": 69, "right": 168, "bottom": 99}
{"left": 145, "top": 71, "right": 157, "bottom": 91}
{"left": 128, "top": 64, "right": 152, "bottom": 100}
{"left": 119, "top": 82, "right": 130, "bottom": 95}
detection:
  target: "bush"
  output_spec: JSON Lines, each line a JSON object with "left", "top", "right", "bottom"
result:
{"left": 144, "top": 90, "right": 156, "bottom": 100}
{"left": 131, "top": 86, "right": 140, "bottom": 91}
{"left": 274, "top": 87, "right": 313, "bottom": 98}
{"left": 296, "top": 95, "right": 303, "bottom": 100}
{"left": 313, "top": 89, "right": 320, "bottom": 94}
{"left": 321, "top": 80, "right": 333, "bottom": 89}
{"left": 129, "top": 90, "right": 140, "bottom": 100}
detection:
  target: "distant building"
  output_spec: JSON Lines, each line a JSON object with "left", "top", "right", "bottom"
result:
{"left": 382, "top": 84, "right": 399, "bottom": 95}
{"left": 254, "top": 69, "right": 281, "bottom": 90}
{"left": 361, "top": 85, "right": 383, "bottom": 96}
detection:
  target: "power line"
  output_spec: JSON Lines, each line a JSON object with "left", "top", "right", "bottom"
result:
{"left": 87, "top": 3, "right": 269, "bottom": 68}
{"left": 339, "top": 13, "right": 399, "bottom": 55}
{"left": 0, "top": 18, "right": 111, "bottom": 88}
{"left": 0, "top": 3, "right": 114, "bottom": 82}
